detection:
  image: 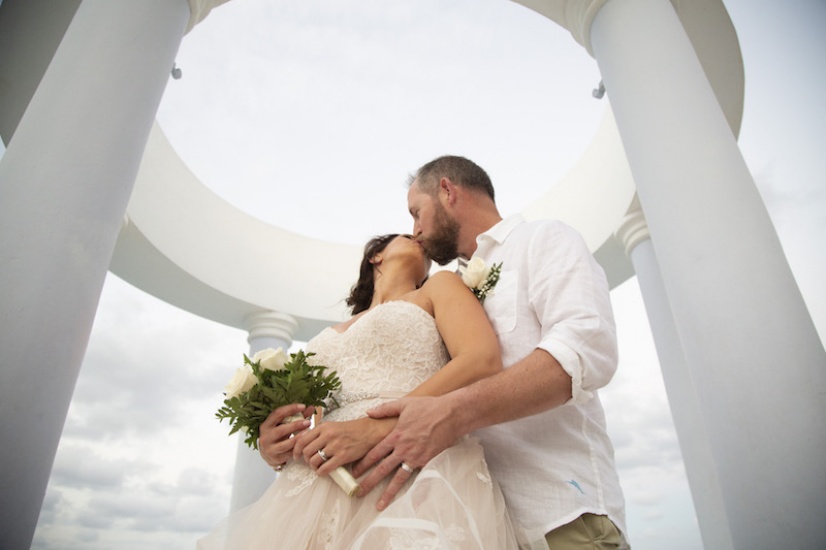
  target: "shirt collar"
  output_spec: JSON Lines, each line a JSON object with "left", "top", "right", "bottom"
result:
{"left": 477, "top": 214, "right": 525, "bottom": 246}
{"left": 472, "top": 214, "right": 525, "bottom": 258}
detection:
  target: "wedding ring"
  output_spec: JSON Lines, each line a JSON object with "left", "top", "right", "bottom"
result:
{"left": 400, "top": 462, "right": 415, "bottom": 474}
{"left": 317, "top": 449, "right": 330, "bottom": 462}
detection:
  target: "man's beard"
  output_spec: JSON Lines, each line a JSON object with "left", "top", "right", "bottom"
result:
{"left": 422, "top": 203, "right": 461, "bottom": 265}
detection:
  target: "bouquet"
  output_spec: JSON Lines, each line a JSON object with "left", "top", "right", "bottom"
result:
{"left": 216, "top": 347, "right": 360, "bottom": 496}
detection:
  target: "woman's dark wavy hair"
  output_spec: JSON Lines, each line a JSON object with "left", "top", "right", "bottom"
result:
{"left": 346, "top": 233, "right": 400, "bottom": 315}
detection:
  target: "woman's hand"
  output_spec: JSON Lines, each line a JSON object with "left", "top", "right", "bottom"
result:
{"left": 258, "top": 404, "right": 314, "bottom": 470}
{"left": 293, "top": 416, "right": 396, "bottom": 476}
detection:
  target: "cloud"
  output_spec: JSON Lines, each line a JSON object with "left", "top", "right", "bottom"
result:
{"left": 33, "top": 275, "right": 240, "bottom": 548}
{"left": 35, "top": 489, "right": 64, "bottom": 527}
{"left": 49, "top": 444, "right": 151, "bottom": 490}
{"left": 58, "top": 276, "right": 246, "bottom": 443}
{"left": 75, "top": 510, "right": 116, "bottom": 530}
{"left": 37, "top": 428, "right": 232, "bottom": 547}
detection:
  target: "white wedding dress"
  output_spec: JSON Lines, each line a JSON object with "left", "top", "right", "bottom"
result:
{"left": 198, "top": 301, "right": 537, "bottom": 549}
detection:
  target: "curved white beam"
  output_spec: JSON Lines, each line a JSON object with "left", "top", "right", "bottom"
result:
{"left": 112, "top": 123, "right": 359, "bottom": 341}
{"left": 111, "top": 0, "right": 744, "bottom": 341}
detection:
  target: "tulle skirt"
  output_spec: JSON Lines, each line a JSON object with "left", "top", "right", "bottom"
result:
{"left": 197, "top": 436, "right": 545, "bottom": 549}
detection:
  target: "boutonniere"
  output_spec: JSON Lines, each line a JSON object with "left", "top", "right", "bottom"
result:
{"left": 460, "top": 258, "right": 502, "bottom": 303}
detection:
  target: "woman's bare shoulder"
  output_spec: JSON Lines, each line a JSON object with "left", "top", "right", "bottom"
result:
{"left": 424, "top": 269, "right": 463, "bottom": 287}
{"left": 421, "top": 270, "right": 471, "bottom": 299}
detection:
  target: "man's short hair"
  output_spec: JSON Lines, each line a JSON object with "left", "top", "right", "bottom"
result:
{"left": 408, "top": 155, "right": 495, "bottom": 202}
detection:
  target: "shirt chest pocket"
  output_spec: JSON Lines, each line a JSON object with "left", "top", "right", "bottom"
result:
{"left": 483, "top": 269, "right": 517, "bottom": 335}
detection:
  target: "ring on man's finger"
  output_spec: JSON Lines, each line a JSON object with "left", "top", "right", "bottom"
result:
{"left": 317, "top": 449, "right": 330, "bottom": 462}
{"left": 400, "top": 462, "right": 415, "bottom": 474}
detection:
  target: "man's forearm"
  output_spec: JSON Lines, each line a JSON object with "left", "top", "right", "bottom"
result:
{"left": 445, "top": 348, "right": 573, "bottom": 435}
{"left": 355, "top": 351, "right": 572, "bottom": 501}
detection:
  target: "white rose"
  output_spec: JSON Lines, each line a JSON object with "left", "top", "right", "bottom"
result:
{"left": 252, "top": 347, "right": 289, "bottom": 371}
{"left": 224, "top": 365, "right": 257, "bottom": 399}
{"left": 461, "top": 257, "right": 490, "bottom": 289}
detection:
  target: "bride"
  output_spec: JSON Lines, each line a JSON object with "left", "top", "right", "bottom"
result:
{"left": 198, "top": 233, "right": 540, "bottom": 549}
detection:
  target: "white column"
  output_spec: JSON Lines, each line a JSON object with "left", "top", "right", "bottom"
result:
{"left": 617, "top": 201, "right": 733, "bottom": 549}
{"left": 592, "top": 0, "right": 826, "bottom": 548}
{"left": 0, "top": 1, "right": 189, "bottom": 548}
{"left": 230, "top": 311, "right": 299, "bottom": 512}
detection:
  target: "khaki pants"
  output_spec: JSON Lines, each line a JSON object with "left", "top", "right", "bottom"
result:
{"left": 544, "top": 513, "right": 625, "bottom": 549}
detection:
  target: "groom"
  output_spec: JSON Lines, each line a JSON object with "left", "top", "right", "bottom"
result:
{"left": 263, "top": 155, "right": 629, "bottom": 548}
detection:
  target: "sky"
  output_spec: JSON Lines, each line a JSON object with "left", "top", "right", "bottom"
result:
{"left": 15, "top": 0, "right": 824, "bottom": 548}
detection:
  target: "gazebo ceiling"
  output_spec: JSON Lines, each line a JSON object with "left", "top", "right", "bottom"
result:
{"left": 106, "top": 0, "right": 743, "bottom": 341}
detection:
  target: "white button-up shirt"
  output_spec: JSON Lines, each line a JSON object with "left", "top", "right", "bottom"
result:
{"left": 472, "top": 214, "right": 627, "bottom": 541}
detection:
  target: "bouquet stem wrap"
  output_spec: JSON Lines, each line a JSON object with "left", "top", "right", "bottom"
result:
{"left": 282, "top": 413, "right": 361, "bottom": 497}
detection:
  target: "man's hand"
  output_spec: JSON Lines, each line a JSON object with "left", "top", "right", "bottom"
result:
{"left": 258, "top": 404, "right": 313, "bottom": 470}
{"left": 353, "top": 396, "right": 460, "bottom": 510}
{"left": 293, "top": 416, "right": 396, "bottom": 475}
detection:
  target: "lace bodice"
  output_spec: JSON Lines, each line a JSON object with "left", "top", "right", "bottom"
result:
{"left": 306, "top": 301, "right": 449, "bottom": 422}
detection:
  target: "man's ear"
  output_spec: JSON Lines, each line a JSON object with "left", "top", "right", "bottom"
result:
{"left": 440, "top": 177, "right": 458, "bottom": 205}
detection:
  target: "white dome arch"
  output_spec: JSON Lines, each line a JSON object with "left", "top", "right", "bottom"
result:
{"left": 111, "top": 0, "right": 744, "bottom": 342}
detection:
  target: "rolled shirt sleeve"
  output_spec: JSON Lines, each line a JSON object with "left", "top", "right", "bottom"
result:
{"left": 527, "top": 222, "right": 619, "bottom": 404}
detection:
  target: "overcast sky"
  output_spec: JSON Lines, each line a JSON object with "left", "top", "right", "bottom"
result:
{"left": 20, "top": 1, "right": 825, "bottom": 549}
